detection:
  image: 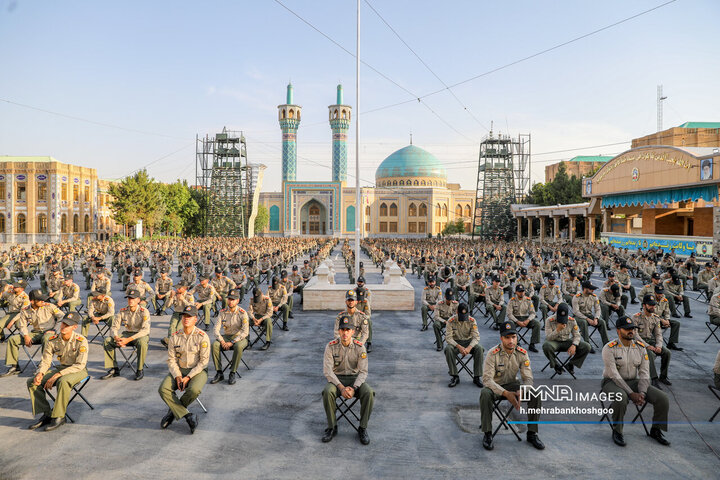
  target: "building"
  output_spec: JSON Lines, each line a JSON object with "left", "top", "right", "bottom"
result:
{"left": 258, "top": 85, "right": 477, "bottom": 237}
{"left": 544, "top": 155, "right": 613, "bottom": 183}
{"left": 632, "top": 122, "right": 720, "bottom": 148}
{"left": 0, "top": 156, "right": 120, "bottom": 243}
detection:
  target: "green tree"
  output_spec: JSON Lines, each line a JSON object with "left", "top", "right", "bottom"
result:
{"left": 254, "top": 204, "right": 269, "bottom": 234}
{"left": 108, "top": 170, "right": 165, "bottom": 237}
{"left": 159, "top": 180, "right": 199, "bottom": 235}
{"left": 184, "top": 187, "right": 207, "bottom": 236}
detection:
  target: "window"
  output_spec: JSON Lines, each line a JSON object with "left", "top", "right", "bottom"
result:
{"left": 408, "top": 222, "right": 417, "bottom": 233}
{"left": 435, "top": 203, "right": 441, "bottom": 216}
{"left": 389, "top": 222, "right": 398, "bottom": 233}
{"left": 269, "top": 205, "right": 280, "bottom": 231}
{"left": 419, "top": 203, "right": 427, "bottom": 216}
{"left": 414, "top": 180, "right": 419, "bottom": 186}
{"left": 61, "top": 214, "right": 68, "bottom": 233}
{"left": 365, "top": 222, "right": 370, "bottom": 232}
{"left": 37, "top": 183, "right": 47, "bottom": 201}
{"left": 61, "top": 183, "right": 68, "bottom": 201}
{"left": 73, "top": 185, "right": 79, "bottom": 202}
{"left": 73, "top": 214, "right": 79, "bottom": 233}
{"left": 84, "top": 186, "right": 90, "bottom": 202}
{"left": 389, "top": 203, "right": 398, "bottom": 216}
{"left": 16, "top": 182, "right": 26, "bottom": 201}
{"left": 84, "top": 214, "right": 90, "bottom": 232}
{"left": 379, "top": 222, "right": 388, "bottom": 233}
{"left": 442, "top": 204, "right": 448, "bottom": 217}
{"left": 418, "top": 222, "right": 426, "bottom": 233}
{"left": 99, "top": 217, "right": 104, "bottom": 229}
{"left": 435, "top": 222, "right": 441, "bottom": 232}
{"left": 346, "top": 205, "right": 355, "bottom": 232}
{"left": 0, "top": 215, "right": 5, "bottom": 232}
{"left": 464, "top": 222, "right": 471, "bottom": 233}
{"left": 464, "top": 204, "right": 471, "bottom": 217}
{"left": 421, "top": 180, "right": 426, "bottom": 186}
{"left": 365, "top": 206, "right": 370, "bottom": 217}
{"left": 456, "top": 205, "right": 463, "bottom": 218}
{"left": 0, "top": 182, "right": 5, "bottom": 200}
{"left": 379, "top": 203, "right": 388, "bottom": 216}
{"left": 392, "top": 180, "right": 397, "bottom": 186}
{"left": 408, "top": 203, "right": 417, "bottom": 216}
{"left": 37, "top": 214, "right": 47, "bottom": 233}
{"left": 99, "top": 193, "right": 104, "bottom": 207}
{"left": 16, "top": 214, "right": 26, "bottom": 233}
{"left": 399, "top": 180, "right": 404, "bottom": 186}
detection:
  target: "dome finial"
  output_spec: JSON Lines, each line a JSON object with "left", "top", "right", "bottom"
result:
{"left": 286, "top": 82, "right": 293, "bottom": 104}
{"left": 410, "top": 132, "right": 413, "bottom": 145}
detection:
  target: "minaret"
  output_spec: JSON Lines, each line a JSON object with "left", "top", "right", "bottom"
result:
{"left": 328, "top": 84, "right": 351, "bottom": 183}
{"left": 278, "top": 83, "right": 301, "bottom": 182}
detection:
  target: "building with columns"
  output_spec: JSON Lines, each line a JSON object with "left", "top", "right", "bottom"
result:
{"left": 259, "top": 84, "right": 477, "bottom": 237}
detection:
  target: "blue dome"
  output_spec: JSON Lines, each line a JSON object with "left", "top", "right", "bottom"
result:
{"left": 375, "top": 145, "right": 447, "bottom": 182}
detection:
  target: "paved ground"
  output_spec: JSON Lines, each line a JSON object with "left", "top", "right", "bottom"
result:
{"left": 1, "top": 247, "right": 719, "bottom": 479}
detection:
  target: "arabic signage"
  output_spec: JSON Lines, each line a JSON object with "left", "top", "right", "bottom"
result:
{"left": 601, "top": 234, "right": 713, "bottom": 257}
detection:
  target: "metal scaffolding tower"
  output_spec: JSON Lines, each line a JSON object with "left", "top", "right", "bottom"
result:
{"left": 471, "top": 131, "right": 531, "bottom": 240}
{"left": 195, "top": 128, "right": 250, "bottom": 237}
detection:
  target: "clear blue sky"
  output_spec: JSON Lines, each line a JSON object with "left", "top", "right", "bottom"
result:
{"left": 0, "top": 0, "right": 717, "bottom": 192}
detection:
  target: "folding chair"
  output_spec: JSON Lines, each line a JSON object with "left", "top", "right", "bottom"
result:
{"left": 454, "top": 353, "right": 474, "bottom": 380}
{"left": 193, "top": 395, "right": 208, "bottom": 413}
{"left": 75, "top": 303, "right": 87, "bottom": 316}
{"left": 259, "top": 271, "right": 271, "bottom": 285}
{"left": 709, "top": 385, "right": 720, "bottom": 422}
{"left": 219, "top": 348, "right": 250, "bottom": 376}
{"left": 696, "top": 289, "right": 710, "bottom": 303}
{"left": 704, "top": 322, "right": 720, "bottom": 344}
{"left": 247, "top": 323, "right": 267, "bottom": 349}
{"left": 116, "top": 344, "right": 147, "bottom": 376}
{"left": 87, "top": 320, "right": 111, "bottom": 345}
{"left": 485, "top": 397, "right": 522, "bottom": 442}
{"left": 46, "top": 375, "right": 94, "bottom": 423}
{"left": 456, "top": 290, "right": 469, "bottom": 304}
{"left": 540, "top": 351, "right": 577, "bottom": 379}
{"left": 271, "top": 310, "right": 283, "bottom": 330}
{"left": 599, "top": 395, "right": 649, "bottom": 436}
{"left": 334, "top": 396, "right": 361, "bottom": 432}
{"left": 514, "top": 325, "right": 531, "bottom": 346}
{"left": 19, "top": 343, "right": 45, "bottom": 374}
{"left": 587, "top": 325, "right": 602, "bottom": 349}
{"left": 432, "top": 323, "right": 446, "bottom": 350}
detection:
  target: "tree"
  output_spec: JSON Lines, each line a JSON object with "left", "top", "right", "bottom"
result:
{"left": 108, "top": 170, "right": 164, "bottom": 237}
{"left": 160, "top": 180, "right": 199, "bottom": 235}
{"left": 184, "top": 188, "right": 207, "bottom": 236}
{"left": 254, "top": 204, "right": 269, "bottom": 234}
{"left": 526, "top": 163, "right": 584, "bottom": 206}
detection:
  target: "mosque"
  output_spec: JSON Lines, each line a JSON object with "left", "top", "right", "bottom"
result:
{"left": 258, "top": 84, "right": 477, "bottom": 237}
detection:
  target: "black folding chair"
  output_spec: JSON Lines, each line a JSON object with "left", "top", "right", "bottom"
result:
{"left": 116, "top": 344, "right": 147, "bottom": 376}
{"left": 456, "top": 290, "right": 469, "bottom": 304}
{"left": 219, "top": 347, "right": 250, "bottom": 376}
{"left": 587, "top": 324, "right": 603, "bottom": 348}
{"left": 704, "top": 322, "right": 720, "bottom": 344}
{"left": 193, "top": 395, "right": 208, "bottom": 413}
{"left": 20, "top": 343, "right": 45, "bottom": 374}
{"left": 46, "top": 375, "right": 94, "bottom": 423}
{"left": 486, "top": 397, "right": 522, "bottom": 442}
{"left": 709, "top": 385, "right": 720, "bottom": 422}
{"left": 248, "top": 323, "right": 267, "bottom": 349}
{"left": 271, "top": 310, "right": 284, "bottom": 330}
{"left": 541, "top": 351, "right": 577, "bottom": 379}
{"left": 87, "top": 320, "right": 111, "bottom": 345}
{"left": 696, "top": 289, "right": 710, "bottom": 303}
{"left": 334, "top": 396, "right": 361, "bottom": 432}
{"left": 454, "top": 353, "right": 474, "bottom": 380}
{"left": 599, "top": 395, "right": 649, "bottom": 436}
{"left": 514, "top": 325, "right": 531, "bottom": 346}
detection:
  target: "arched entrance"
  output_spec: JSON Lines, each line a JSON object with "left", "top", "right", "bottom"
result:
{"left": 300, "top": 199, "right": 327, "bottom": 235}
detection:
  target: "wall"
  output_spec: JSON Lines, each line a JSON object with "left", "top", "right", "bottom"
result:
{"left": 632, "top": 127, "right": 720, "bottom": 148}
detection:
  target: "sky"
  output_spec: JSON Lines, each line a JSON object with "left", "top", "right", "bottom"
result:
{"left": 1, "top": 0, "right": 718, "bottom": 193}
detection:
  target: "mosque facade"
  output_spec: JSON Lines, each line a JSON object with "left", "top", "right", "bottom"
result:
{"left": 258, "top": 85, "right": 476, "bottom": 237}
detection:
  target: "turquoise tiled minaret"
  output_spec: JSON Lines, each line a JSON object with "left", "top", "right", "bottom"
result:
{"left": 328, "top": 84, "right": 351, "bottom": 183}
{"left": 278, "top": 84, "right": 301, "bottom": 182}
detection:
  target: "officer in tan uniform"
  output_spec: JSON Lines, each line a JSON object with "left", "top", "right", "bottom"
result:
{"left": 538, "top": 273, "right": 562, "bottom": 322}
{"left": 268, "top": 276, "right": 289, "bottom": 331}
{"left": 356, "top": 289, "right": 373, "bottom": 353}
{"left": 0, "top": 280, "right": 30, "bottom": 342}
{"left": 321, "top": 314, "right": 373, "bottom": 445}
{"left": 561, "top": 270, "right": 581, "bottom": 304}
{"left": 433, "top": 289, "right": 458, "bottom": 351}
{"left": 506, "top": 284, "right": 540, "bottom": 352}
{"left": 653, "top": 285, "right": 683, "bottom": 351}
{"left": 289, "top": 265, "right": 305, "bottom": 305}
{"left": 486, "top": 275, "right": 507, "bottom": 330}
{"left": 663, "top": 274, "right": 692, "bottom": 318}
{"left": 468, "top": 273, "right": 487, "bottom": 315}
{"left": 153, "top": 268, "right": 174, "bottom": 315}
{"left": 515, "top": 269, "right": 539, "bottom": 311}
{"left": 1, "top": 289, "right": 63, "bottom": 377}
{"left": 81, "top": 286, "right": 115, "bottom": 337}
{"left": 616, "top": 264, "right": 638, "bottom": 304}
{"left": 101, "top": 288, "right": 151, "bottom": 380}
{"left": 572, "top": 281, "right": 608, "bottom": 354}
{"left": 480, "top": 321, "right": 544, "bottom": 451}
{"left": 191, "top": 276, "right": 218, "bottom": 331}
{"left": 248, "top": 287, "right": 273, "bottom": 351}
{"left": 421, "top": 276, "right": 442, "bottom": 331}
{"left": 445, "top": 303, "right": 484, "bottom": 388}
{"left": 599, "top": 284, "right": 625, "bottom": 327}
{"left": 633, "top": 295, "right": 672, "bottom": 388}
{"left": 542, "top": 303, "right": 590, "bottom": 376}
{"left": 159, "top": 305, "right": 209, "bottom": 434}
{"left": 334, "top": 290, "right": 369, "bottom": 345}
{"left": 26, "top": 312, "right": 88, "bottom": 432}
{"left": 210, "top": 289, "right": 248, "bottom": 385}
{"left": 181, "top": 262, "right": 197, "bottom": 287}
{"left": 211, "top": 267, "right": 236, "bottom": 315}
{"left": 127, "top": 272, "right": 154, "bottom": 311}
{"left": 601, "top": 315, "right": 670, "bottom": 447}
{"left": 56, "top": 275, "right": 82, "bottom": 313}
{"left": 453, "top": 264, "right": 471, "bottom": 299}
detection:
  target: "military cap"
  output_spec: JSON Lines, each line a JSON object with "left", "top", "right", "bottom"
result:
{"left": 345, "top": 289, "right": 357, "bottom": 300}
{"left": 654, "top": 285, "right": 665, "bottom": 294}
{"left": 651, "top": 272, "right": 660, "bottom": 280}
{"left": 474, "top": 272, "right": 483, "bottom": 280}
{"left": 182, "top": 305, "right": 199, "bottom": 317}
{"left": 547, "top": 273, "right": 556, "bottom": 280}
{"left": 520, "top": 268, "right": 527, "bottom": 275}
{"left": 515, "top": 284, "right": 525, "bottom": 292}
{"left": 642, "top": 294, "right": 657, "bottom": 306}
{"left": 61, "top": 311, "right": 81, "bottom": 326}
{"left": 227, "top": 289, "right": 241, "bottom": 300}
{"left": 29, "top": 289, "right": 49, "bottom": 302}
{"left": 457, "top": 302, "right": 469, "bottom": 321}
{"left": 500, "top": 321, "right": 517, "bottom": 336}
{"left": 337, "top": 314, "right": 353, "bottom": 330}
{"left": 444, "top": 288, "right": 454, "bottom": 300}
{"left": 13, "top": 280, "right": 27, "bottom": 289}
{"left": 616, "top": 316, "right": 637, "bottom": 329}
{"left": 125, "top": 288, "right": 142, "bottom": 299}
{"left": 581, "top": 281, "right": 597, "bottom": 290}
{"left": 357, "top": 276, "right": 365, "bottom": 283}
{"left": 292, "top": 265, "right": 298, "bottom": 271}
{"left": 556, "top": 303, "right": 569, "bottom": 324}
{"left": 427, "top": 276, "right": 437, "bottom": 283}
{"left": 215, "top": 267, "right": 223, "bottom": 274}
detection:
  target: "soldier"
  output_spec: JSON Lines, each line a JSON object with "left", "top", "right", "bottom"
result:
{"left": 191, "top": 276, "right": 218, "bottom": 331}
{"left": 211, "top": 267, "right": 236, "bottom": 315}
{"left": 229, "top": 264, "right": 248, "bottom": 304}
{"left": 420, "top": 276, "right": 441, "bottom": 331}
{"left": 542, "top": 303, "right": 590, "bottom": 376}
{"left": 289, "top": 265, "right": 305, "bottom": 305}
{"left": 300, "top": 259, "right": 313, "bottom": 284}
{"left": 506, "top": 284, "right": 540, "bottom": 353}
{"left": 81, "top": 286, "right": 115, "bottom": 337}
{"left": 159, "top": 305, "right": 209, "bottom": 434}
{"left": 561, "top": 270, "right": 581, "bottom": 304}
{"left": 697, "top": 263, "right": 714, "bottom": 299}
{"left": 279, "top": 270, "right": 295, "bottom": 319}
{"left": 356, "top": 289, "right": 373, "bottom": 353}
{"left": 162, "top": 281, "right": 195, "bottom": 347}
{"left": 433, "top": 289, "right": 458, "bottom": 351}
{"left": 127, "top": 271, "right": 154, "bottom": 311}
{"left": 181, "top": 262, "right": 197, "bottom": 288}
{"left": 616, "top": 264, "right": 638, "bottom": 304}
{"left": 634, "top": 294, "right": 672, "bottom": 388}
{"left": 153, "top": 268, "right": 174, "bottom": 315}
{"left": 468, "top": 272, "right": 487, "bottom": 315}
{"left": 1, "top": 289, "right": 64, "bottom": 377}
{"left": 663, "top": 274, "right": 691, "bottom": 319}
{"left": 56, "top": 275, "right": 82, "bottom": 313}
{"left": 321, "top": 314, "right": 373, "bottom": 445}
{"left": 653, "top": 285, "right": 683, "bottom": 351}
{"left": 453, "top": 264, "right": 471, "bottom": 299}
{"left": 334, "top": 290, "right": 369, "bottom": 345}
{"left": 445, "top": 303, "right": 484, "bottom": 388}
{"left": 601, "top": 315, "right": 670, "bottom": 447}
{"left": 101, "top": 288, "right": 151, "bottom": 381}
{"left": 248, "top": 287, "right": 273, "bottom": 351}
{"left": 268, "top": 276, "right": 290, "bottom": 331}
{"left": 0, "top": 280, "right": 30, "bottom": 342}
{"left": 539, "top": 273, "right": 562, "bottom": 322}
{"left": 208, "top": 289, "right": 249, "bottom": 385}
{"left": 480, "top": 321, "right": 544, "bottom": 451}
{"left": 515, "top": 268, "right": 539, "bottom": 311}
{"left": 46, "top": 269, "right": 64, "bottom": 300}
{"left": 26, "top": 312, "right": 88, "bottom": 432}
{"left": 486, "top": 275, "right": 507, "bottom": 330}
{"left": 572, "top": 281, "right": 609, "bottom": 354}
{"left": 599, "top": 283, "right": 625, "bottom": 327}
{"left": 638, "top": 272, "right": 663, "bottom": 302}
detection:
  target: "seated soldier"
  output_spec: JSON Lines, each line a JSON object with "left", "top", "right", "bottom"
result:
{"left": 468, "top": 273, "right": 487, "bottom": 315}
{"left": 572, "top": 281, "right": 609, "bottom": 354}
{"left": 444, "top": 303, "right": 484, "bottom": 388}
{"left": 561, "top": 270, "right": 581, "bottom": 305}
{"left": 56, "top": 275, "right": 81, "bottom": 313}
{"left": 126, "top": 271, "right": 154, "bottom": 311}
{"left": 153, "top": 268, "right": 174, "bottom": 315}
{"left": 599, "top": 283, "right": 625, "bottom": 327}
{"left": 453, "top": 265, "right": 471, "bottom": 299}
{"left": 158, "top": 305, "right": 209, "bottom": 434}
{"left": 420, "top": 276, "right": 442, "bottom": 331}
{"left": 0, "top": 280, "right": 30, "bottom": 342}
{"left": 653, "top": 285, "right": 683, "bottom": 352}
{"left": 162, "top": 281, "right": 195, "bottom": 347}
{"left": 289, "top": 265, "right": 305, "bottom": 305}
{"left": 538, "top": 273, "right": 562, "bottom": 322}
{"left": 81, "top": 287, "right": 115, "bottom": 337}
{"left": 697, "top": 262, "right": 714, "bottom": 299}
{"left": 210, "top": 289, "right": 249, "bottom": 385}
{"left": 663, "top": 274, "right": 692, "bottom": 319}
{"left": 506, "top": 284, "right": 540, "bottom": 353}
{"left": 334, "top": 290, "right": 369, "bottom": 344}
{"left": 248, "top": 287, "right": 273, "bottom": 351}
{"left": 191, "top": 276, "right": 218, "bottom": 331}
{"left": 633, "top": 295, "right": 672, "bottom": 388}
{"left": 26, "top": 312, "right": 88, "bottom": 432}
{"left": 101, "top": 288, "right": 151, "bottom": 381}
{"left": 433, "top": 288, "right": 458, "bottom": 352}
{"left": 480, "top": 321, "right": 544, "bottom": 451}
{"left": 268, "top": 276, "right": 290, "bottom": 331}
{"left": 601, "top": 315, "right": 670, "bottom": 447}
{"left": 542, "top": 303, "right": 590, "bottom": 376}
{"left": 321, "top": 314, "right": 373, "bottom": 445}
{"left": 356, "top": 289, "right": 373, "bottom": 353}
{"left": 486, "top": 275, "right": 507, "bottom": 330}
